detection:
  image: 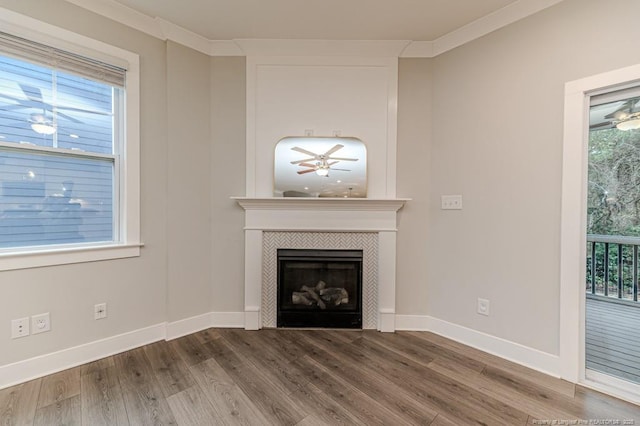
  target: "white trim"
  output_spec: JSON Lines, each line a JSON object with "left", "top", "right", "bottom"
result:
{"left": 378, "top": 309, "right": 396, "bottom": 333}
{"left": 166, "top": 311, "right": 245, "bottom": 340}
{"left": 1, "top": 311, "right": 246, "bottom": 390}
{"left": 0, "top": 322, "right": 165, "bottom": 390}
{"left": 245, "top": 56, "right": 257, "bottom": 197}
{"left": 58, "top": 0, "right": 564, "bottom": 58}
{"left": 584, "top": 370, "right": 640, "bottom": 405}
{"left": 395, "top": 314, "right": 431, "bottom": 331}
{"left": 165, "top": 312, "right": 214, "bottom": 341}
{"left": 432, "top": 0, "right": 565, "bottom": 56}
{"left": 0, "top": 244, "right": 142, "bottom": 271}
{"left": 395, "top": 314, "right": 561, "bottom": 378}
{"left": 0, "top": 7, "right": 131, "bottom": 69}
{"left": 0, "top": 9, "right": 142, "bottom": 271}
{"left": 399, "top": 41, "right": 434, "bottom": 58}
{"left": 62, "top": 0, "right": 163, "bottom": 40}
{"left": 244, "top": 307, "right": 261, "bottom": 331}
{"left": 560, "top": 64, "right": 640, "bottom": 384}
{"left": 156, "top": 18, "right": 211, "bottom": 56}
{"left": 386, "top": 61, "right": 399, "bottom": 197}
{"left": 209, "top": 40, "right": 244, "bottom": 57}
{"left": 234, "top": 39, "right": 410, "bottom": 58}
{"left": 210, "top": 312, "right": 245, "bottom": 328}
{"left": 233, "top": 197, "right": 409, "bottom": 211}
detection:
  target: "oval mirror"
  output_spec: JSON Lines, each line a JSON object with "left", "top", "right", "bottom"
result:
{"left": 274, "top": 136, "right": 367, "bottom": 198}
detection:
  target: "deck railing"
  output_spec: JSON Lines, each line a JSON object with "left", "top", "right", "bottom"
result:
{"left": 587, "top": 234, "right": 640, "bottom": 302}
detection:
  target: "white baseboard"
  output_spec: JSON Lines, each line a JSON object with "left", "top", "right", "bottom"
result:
{"left": 161, "top": 311, "right": 247, "bottom": 340}
{"left": 1, "top": 312, "right": 562, "bottom": 390}
{"left": 210, "top": 311, "right": 245, "bottom": 328}
{"left": 395, "top": 314, "right": 561, "bottom": 378}
{"left": 0, "top": 322, "right": 166, "bottom": 390}
{"left": 244, "top": 307, "right": 261, "bottom": 330}
{"left": 166, "top": 312, "right": 214, "bottom": 341}
{"left": 1, "top": 311, "right": 245, "bottom": 390}
{"left": 378, "top": 309, "right": 396, "bottom": 332}
{"left": 394, "top": 314, "right": 431, "bottom": 331}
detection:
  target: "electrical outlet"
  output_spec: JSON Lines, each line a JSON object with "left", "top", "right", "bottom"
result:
{"left": 332, "top": 130, "right": 341, "bottom": 136}
{"left": 11, "top": 317, "right": 30, "bottom": 339}
{"left": 477, "top": 298, "right": 490, "bottom": 316}
{"left": 94, "top": 303, "right": 107, "bottom": 320}
{"left": 441, "top": 195, "right": 463, "bottom": 210}
{"left": 31, "top": 312, "right": 51, "bottom": 334}
{"left": 304, "top": 129, "right": 314, "bottom": 136}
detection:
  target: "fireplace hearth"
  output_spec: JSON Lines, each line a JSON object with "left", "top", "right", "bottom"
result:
{"left": 277, "top": 248, "right": 363, "bottom": 328}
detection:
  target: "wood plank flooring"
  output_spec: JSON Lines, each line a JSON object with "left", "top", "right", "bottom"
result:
{"left": 1, "top": 328, "right": 639, "bottom": 425}
{"left": 586, "top": 296, "right": 640, "bottom": 384}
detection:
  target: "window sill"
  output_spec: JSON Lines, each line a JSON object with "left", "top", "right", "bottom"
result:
{"left": 0, "top": 243, "right": 143, "bottom": 271}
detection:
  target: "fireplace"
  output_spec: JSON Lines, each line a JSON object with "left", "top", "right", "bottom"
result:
{"left": 277, "top": 248, "right": 363, "bottom": 328}
{"left": 233, "top": 198, "right": 408, "bottom": 331}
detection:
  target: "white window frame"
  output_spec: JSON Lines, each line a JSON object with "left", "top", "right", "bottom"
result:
{"left": 0, "top": 8, "right": 141, "bottom": 271}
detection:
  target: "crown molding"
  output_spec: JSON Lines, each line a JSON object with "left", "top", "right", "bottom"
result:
{"left": 209, "top": 40, "right": 244, "bottom": 56}
{"left": 156, "top": 17, "right": 211, "bottom": 55}
{"left": 63, "top": 0, "right": 163, "bottom": 39}
{"left": 234, "top": 39, "right": 411, "bottom": 57}
{"left": 432, "top": 0, "right": 566, "bottom": 56}
{"left": 59, "top": 0, "right": 565, "bottom": 58}
{"left": 399, "top": 41, "right": 434, "bottom": 58}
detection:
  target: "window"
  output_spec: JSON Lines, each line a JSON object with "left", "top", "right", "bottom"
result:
{"left": 0, "top": 16, "right": 140, "bottom": 270}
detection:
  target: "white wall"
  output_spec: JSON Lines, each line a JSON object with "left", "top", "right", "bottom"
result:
{"left": 0, "top": 1, "right": 201, "bottom": 371}
{"left": 426, "top": 0, "right": 640, "bottom": 355}
{"left": 5, "top": 0, "right": 640, "bottom": 386}
{"left": 210, "top": 57, "right": 246, "bottom": 314}
{"left": 166, "top": 41, "right": 213, "bottom": 322}
{"left": 396, "top": 58, "right": 432, "bottom": 315}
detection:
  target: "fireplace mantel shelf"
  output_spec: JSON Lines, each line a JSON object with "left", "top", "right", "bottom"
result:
{"left": 232, "top": 197, "right": 410, "bottom": 212}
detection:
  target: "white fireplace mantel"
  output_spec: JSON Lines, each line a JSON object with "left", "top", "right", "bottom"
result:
{"left": 233, "top": 197, "right": 409, "bottom": 332}
{"left": 233, "top": 197, "right": 408, "bottom": 211}
{"left": 233, "top": 197, "right": 409, "bottom": 232}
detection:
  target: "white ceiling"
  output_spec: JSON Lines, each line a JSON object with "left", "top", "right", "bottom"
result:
{"left": 59, "top": 0, "right": 566, "bottom": 56}
{"left": 98, "top": 0, "right": 520, "bottom": 41}
{"left": 81, "top": 0, "right": 555, "bottom": 41}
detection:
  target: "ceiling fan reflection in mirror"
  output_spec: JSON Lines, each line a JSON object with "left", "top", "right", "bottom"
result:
{"left": 291, "top": 144, "right": 358, "bottom": 176}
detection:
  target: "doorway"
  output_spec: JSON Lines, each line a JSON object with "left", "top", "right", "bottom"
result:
{"left": 586, "top": 89, "right": 640, "bottom": 385}
{"left": 561, "top": 64, "right": 640, "bottom": 404}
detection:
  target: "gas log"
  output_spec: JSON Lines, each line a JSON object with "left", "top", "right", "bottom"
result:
{"left": 291, "top": 280, "right": 349, "bottom": 309}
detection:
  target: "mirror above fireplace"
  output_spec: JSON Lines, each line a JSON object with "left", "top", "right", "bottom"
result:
{"left": 274, "top": 136, "right": 367, "bottom": 198}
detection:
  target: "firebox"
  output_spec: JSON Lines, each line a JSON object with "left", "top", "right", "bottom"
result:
{"left": 277, "top": 248, "right": 363, "bottom": 328}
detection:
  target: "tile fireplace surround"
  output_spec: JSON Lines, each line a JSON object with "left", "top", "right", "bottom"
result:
{"left": 233, "top": 197, "right": 408, "bottom": 332}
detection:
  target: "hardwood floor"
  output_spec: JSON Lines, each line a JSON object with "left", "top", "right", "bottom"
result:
{"left": 1, "top": 329, "right": 639, "bottom": 425}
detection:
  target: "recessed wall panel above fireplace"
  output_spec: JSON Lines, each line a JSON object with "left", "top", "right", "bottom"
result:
{"left": 246, "top": 56, "right": 398, "bottom": 198}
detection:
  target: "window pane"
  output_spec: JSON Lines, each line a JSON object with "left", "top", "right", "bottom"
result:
{"left": 0, "top": 149, "right": 113, "bottom": 248}
{"left": 0, "top": 55, "right": 114, "bottom": 154}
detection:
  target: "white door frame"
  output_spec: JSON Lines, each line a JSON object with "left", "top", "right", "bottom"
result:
{"left": 560, "top": 63, "right": 640, "bottom": 403}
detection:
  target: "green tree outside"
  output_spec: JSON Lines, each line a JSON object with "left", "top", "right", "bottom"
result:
{"left": 587, "top": 127, "right": 640, "bottom": 300}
